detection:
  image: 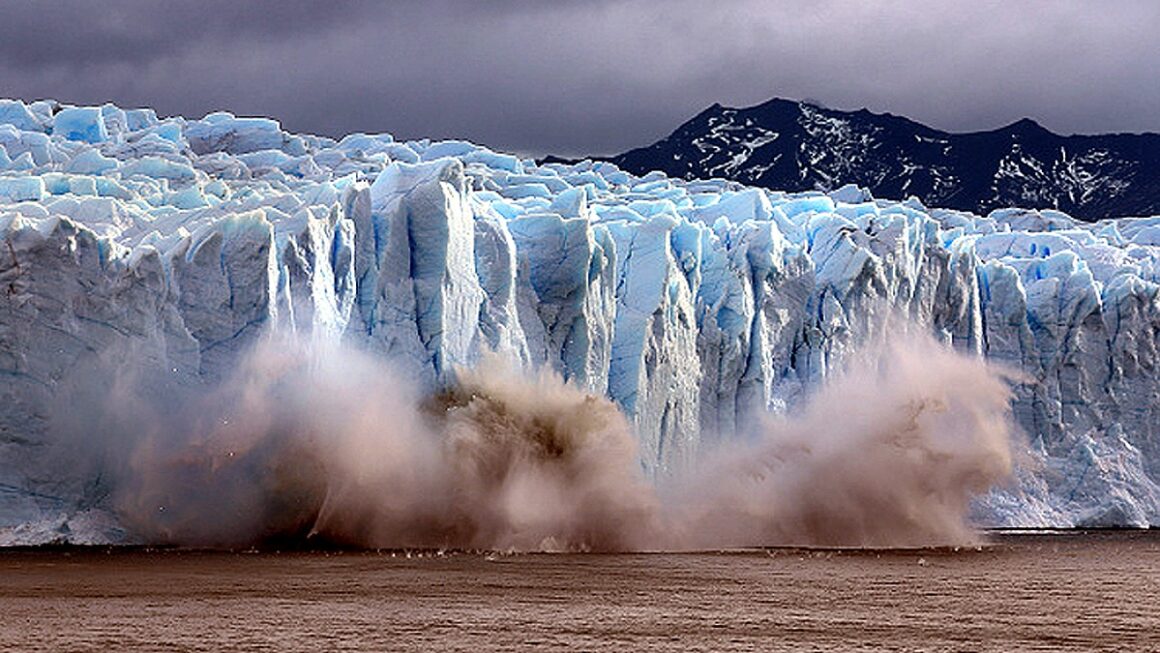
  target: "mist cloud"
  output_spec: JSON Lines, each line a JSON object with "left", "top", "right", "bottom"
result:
{"left": 53, "top": 330, "right": 1016, "bottom": 551}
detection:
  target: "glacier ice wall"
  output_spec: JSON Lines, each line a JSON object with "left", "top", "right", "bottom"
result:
{"left": 1, "top": 99, "right": 1159, "bottom": 543}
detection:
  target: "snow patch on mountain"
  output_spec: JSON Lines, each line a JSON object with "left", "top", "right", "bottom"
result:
{"left": 612, "top": 98, "right": 1160, "bottom": 221}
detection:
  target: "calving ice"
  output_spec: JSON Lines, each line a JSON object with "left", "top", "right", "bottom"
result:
{"left": 0, "top": 99, "right": 1158, "bottom": 546}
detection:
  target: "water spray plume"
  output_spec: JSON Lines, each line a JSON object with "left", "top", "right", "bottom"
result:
{"left": 58, "top": 330, "right": 1016, "bottom": 550}
{"left": 667, "top": 334, "right": 1016, "bottom": 548}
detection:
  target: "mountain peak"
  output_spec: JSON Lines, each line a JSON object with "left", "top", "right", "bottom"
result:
{"left": 733, "top": 97, "right": 801, "bottom": 112}
{"left": 611, "top": 98, "right": 1160, "bottom": 221}
{"left": 1005, "top": 117, "right": 1049, "bottom": 134}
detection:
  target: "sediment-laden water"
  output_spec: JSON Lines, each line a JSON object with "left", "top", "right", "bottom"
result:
{"left": 1, "top": 532, "right": 1156, "bottom": 652}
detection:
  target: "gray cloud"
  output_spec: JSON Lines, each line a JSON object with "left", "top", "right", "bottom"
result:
{"left": 1, "top": 0, "right": 1157, "bottom": 156}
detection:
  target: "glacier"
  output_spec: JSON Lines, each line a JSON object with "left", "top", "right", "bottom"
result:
{"left": 1, "top": 99, "right": 1158, "bottom": 545}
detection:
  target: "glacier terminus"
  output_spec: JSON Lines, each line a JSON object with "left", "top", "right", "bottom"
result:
{"left": 1, "top": 99, "right": 1159, "bottom": 544}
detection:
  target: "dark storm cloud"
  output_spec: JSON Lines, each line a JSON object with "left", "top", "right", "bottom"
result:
{"left": 1, "top": 0, "right": 1157, "bottom": 156}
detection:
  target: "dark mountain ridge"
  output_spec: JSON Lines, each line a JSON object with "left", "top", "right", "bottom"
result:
{"left": 606, "top": 98, "right": 1160, "bottom": 221}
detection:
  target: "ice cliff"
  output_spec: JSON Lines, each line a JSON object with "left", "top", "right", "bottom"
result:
{"left": 1, "top": 100, "right": 1158, "bottom": 543}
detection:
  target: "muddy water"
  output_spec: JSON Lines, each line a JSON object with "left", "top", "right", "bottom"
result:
{"left": 1, "top": 532, "right": 1157, "bottom": 652}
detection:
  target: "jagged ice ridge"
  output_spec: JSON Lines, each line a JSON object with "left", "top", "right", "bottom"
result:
{"left": 1, "top": 99, "right": 1159, "bottom": 544}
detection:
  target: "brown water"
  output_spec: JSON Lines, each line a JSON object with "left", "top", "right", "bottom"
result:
{"left": 1, "top": 532, "right": 1157, "bottom": 652}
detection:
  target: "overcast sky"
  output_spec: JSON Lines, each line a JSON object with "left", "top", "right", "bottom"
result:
{"left": 1, "top": 0, "right": 1157, "bottom": 156}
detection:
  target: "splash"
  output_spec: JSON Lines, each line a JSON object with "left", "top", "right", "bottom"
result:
{"left": 70, "top": 331, "right": 1015, "bottom": 550}
{"left": 86, "top": 341, "right": 658, "bottom": 550}
{"left": 665, "top": 335, "right": 1017, "bottom": 548}
{"left": 314, "top": 355, "right": 662, "bottom": 551}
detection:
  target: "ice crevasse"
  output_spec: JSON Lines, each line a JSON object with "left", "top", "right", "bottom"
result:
{"left": 1, "top": 99, "right": 1159, "bottom": 543}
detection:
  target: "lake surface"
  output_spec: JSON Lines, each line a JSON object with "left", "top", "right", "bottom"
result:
{"left": 1, "top": 531, "right": 1157, "bottom": 652}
